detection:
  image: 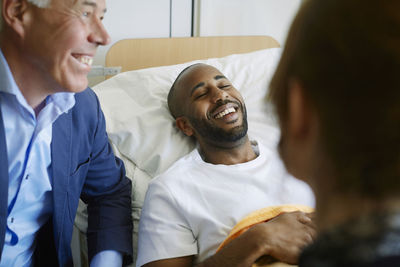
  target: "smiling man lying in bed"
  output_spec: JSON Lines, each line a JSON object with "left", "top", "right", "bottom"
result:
{"left": 136, "top": 63, "right": 315, "bottom": 267}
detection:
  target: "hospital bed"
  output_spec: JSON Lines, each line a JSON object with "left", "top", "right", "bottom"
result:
{"left": 74, "top": 36, "right": 294, "bottom": 267}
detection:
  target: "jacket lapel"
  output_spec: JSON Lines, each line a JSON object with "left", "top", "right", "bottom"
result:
{"left": 0, "top": 108, "right": 9, "bottom": 256}
{"left": 50, "top": 110, "right": 72, "bottom": 257}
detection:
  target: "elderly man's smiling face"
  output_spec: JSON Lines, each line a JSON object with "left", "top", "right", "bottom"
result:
{"left": 22, "top": 0, "right": 110, "bottom": 92}
{"left": 175, "top": 64, "right": 248, "bottom": 145}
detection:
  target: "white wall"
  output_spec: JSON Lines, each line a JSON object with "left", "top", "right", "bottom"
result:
{"left": 89, "top": 0, "right": 301, "bottom": 85}
{"left": 96, "top": 0, "right": 301, "bottom": 66}
{"left": 172, "top": 0, "right": 193, "bottom": 37}
{"left": 95, "top": 0, "right": 192, "bottom": 67}
{"left": 89, "top": 0, "right": 192, "bottom": 85}
{"left": 196, "top": 0, "right": 301, "bottom": 46}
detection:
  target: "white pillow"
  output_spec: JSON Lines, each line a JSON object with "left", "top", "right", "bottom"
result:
{"left": 93, "top": 47, "right": 282, "bottom": 179}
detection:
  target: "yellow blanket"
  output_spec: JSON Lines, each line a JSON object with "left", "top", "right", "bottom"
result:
{"left": 217, "top": 204, "right": 314, "bottom": 267}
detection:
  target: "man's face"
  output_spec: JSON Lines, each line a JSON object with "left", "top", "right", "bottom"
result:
{"left": 22, "top": 0, "right": 110, "bottom": 92}
{"left": 177, "top": 64, "right": 248, "bottom": 145}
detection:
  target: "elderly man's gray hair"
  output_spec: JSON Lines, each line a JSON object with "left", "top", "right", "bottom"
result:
{"left": 0, "top": 0, "right": 52, "bottom": 31}
{"left": 28, "top": 0, "right": 52, "bottom": 8}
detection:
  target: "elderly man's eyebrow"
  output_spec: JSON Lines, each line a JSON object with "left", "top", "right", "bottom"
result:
{"left": 83, "top": 0, "right": 96, "bottom": 7}
{"left": 83, "top": 0, "right": 107, "bottom": 12}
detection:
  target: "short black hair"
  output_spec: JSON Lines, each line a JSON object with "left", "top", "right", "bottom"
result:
{"left": 168, "top": 63, "right": 203, "bottom": 118}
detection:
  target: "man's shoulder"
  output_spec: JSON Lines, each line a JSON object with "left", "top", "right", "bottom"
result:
{"left": 56, "top": 88, "right": 102, "bottom": 136}
{"left": 69, "top": 88, "right": 100, "bottom": 123}
{"left": 73, "top": 87, "right": 98, "bottom": 109}
{"left": 151, "top": 149, "right": 203, "bottom": 183}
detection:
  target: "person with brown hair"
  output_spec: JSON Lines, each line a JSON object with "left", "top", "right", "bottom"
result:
{"left": 269, "top": 0, "right": 400, "bottom": 266}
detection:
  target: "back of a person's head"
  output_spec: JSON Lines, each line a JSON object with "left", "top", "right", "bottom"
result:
{"left": 270, "top": 0, "right": 400, "bottom": 197}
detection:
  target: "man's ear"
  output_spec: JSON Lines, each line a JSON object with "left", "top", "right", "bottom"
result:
{"left": 2, "top": 0, "right": 30, "bottom": 37}
{"left": 176, "top": 117, "right": 194, "bottom": 137}
{"left": 287, "top": 79, "right": 314, "bottom": 139}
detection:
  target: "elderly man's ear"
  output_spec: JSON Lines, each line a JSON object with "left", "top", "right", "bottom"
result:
{"left": 2, "top": 0, "right": 31, "bottom": 37}
{"left": 176, "top": 117, "right": 194, "bottom": 137}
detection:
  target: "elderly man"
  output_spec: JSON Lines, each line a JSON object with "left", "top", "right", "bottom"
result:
{"left": 0, "top": 0, "right": 132, "bottom": 266}
{"left": 137, "top": 63, "right": 315, "bottom": 267}
{"left": 269, "top": 0, "right": 400, "bottom": 266}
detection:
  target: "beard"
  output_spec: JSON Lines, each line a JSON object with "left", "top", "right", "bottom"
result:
{"left": 188, "top": 101, "right": 248, "bottom": 143}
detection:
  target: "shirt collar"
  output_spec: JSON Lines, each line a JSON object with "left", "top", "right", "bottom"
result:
{"left": 0, "top": 49, "right": 76, "bottom": 115}
{"left": 47, "top": 92, "right": 76, "bottom": 116}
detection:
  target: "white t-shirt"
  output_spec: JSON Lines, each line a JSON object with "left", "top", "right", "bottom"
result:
{"left": 136, "top": 141, "right": 314, "bottom": 267}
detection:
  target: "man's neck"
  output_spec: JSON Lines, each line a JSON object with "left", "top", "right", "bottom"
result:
{"left": 198, "top": 135, "right": 257, "bottom": 165}
{"left": 1, "top": 38, "right": 52, "bottom": 110}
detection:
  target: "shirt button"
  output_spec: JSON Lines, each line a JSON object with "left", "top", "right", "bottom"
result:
{"left": 25, "top": 175, "right": 29, "bottom": 180}
{"left": 10, "top": 217, "right": 14, "bottom": 223}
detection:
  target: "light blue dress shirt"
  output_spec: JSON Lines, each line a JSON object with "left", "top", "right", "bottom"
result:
{"left": 0, "top": 51, "right": 122, "bottom": 266}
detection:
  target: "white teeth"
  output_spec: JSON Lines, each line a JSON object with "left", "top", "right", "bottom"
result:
{"left": 215, "top": 107, "right": 236, "bottom": 119}
{"left": 78, "top": 56, "right": 93, "bottom": 66}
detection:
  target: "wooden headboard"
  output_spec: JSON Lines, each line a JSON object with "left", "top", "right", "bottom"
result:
{"left": 105, "top": 36, "right": 280, "bottom": 73}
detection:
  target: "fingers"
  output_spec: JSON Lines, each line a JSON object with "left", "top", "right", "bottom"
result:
{"left": 257, "top": 211, "right": 317, "bottom": 264}
{"left": 296, "top": 211, "right": 317, "bottom": 230}
{"left": 297, "top": 212, "right": 317, "bottom": 241}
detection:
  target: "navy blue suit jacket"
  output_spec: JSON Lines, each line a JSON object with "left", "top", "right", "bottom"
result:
{"left": 0, "top": 88, "right": 133, "bottom": 266}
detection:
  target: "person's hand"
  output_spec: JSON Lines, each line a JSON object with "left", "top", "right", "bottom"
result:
{"left": 194, "top": 211, "right": 315, "bottom": 267}
{"left": 249, "top": 211, "right": 316, "bottom": 265}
